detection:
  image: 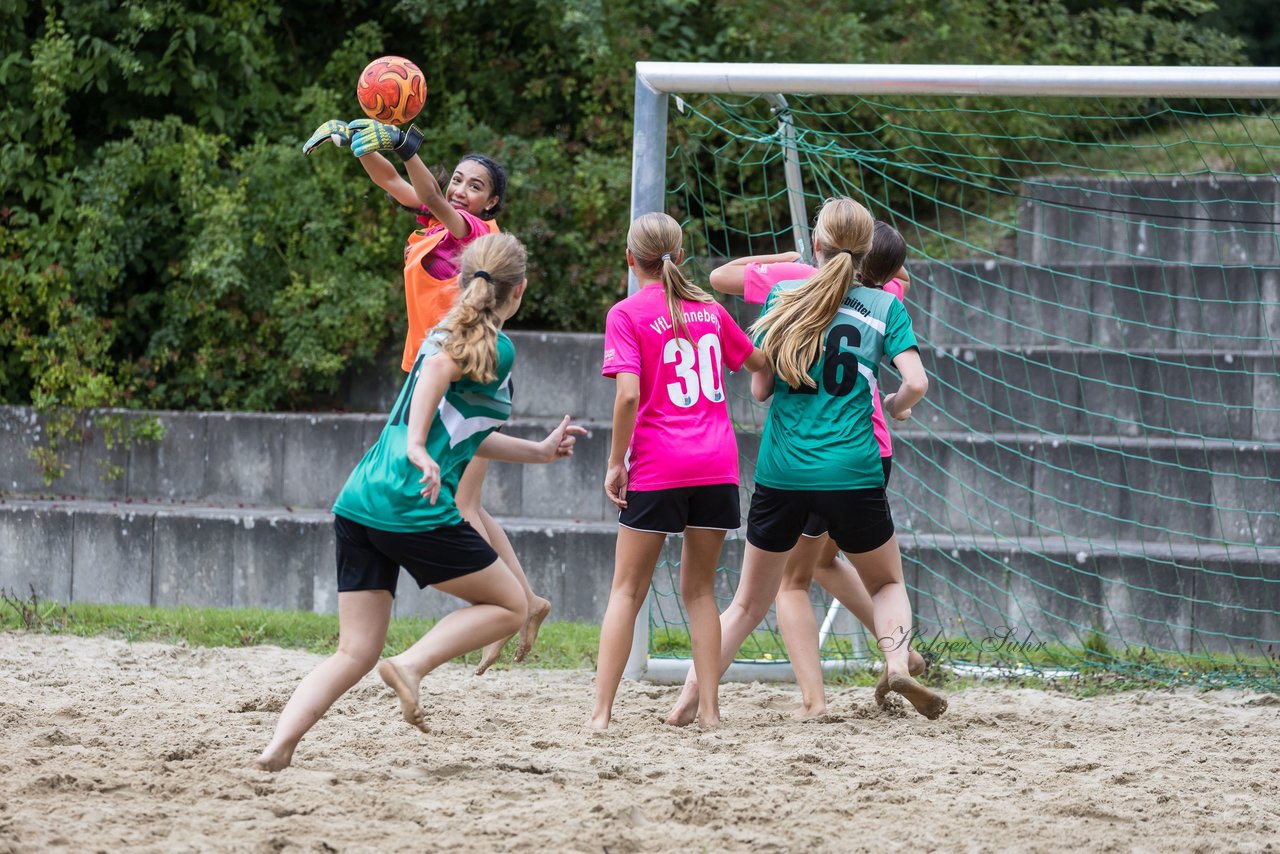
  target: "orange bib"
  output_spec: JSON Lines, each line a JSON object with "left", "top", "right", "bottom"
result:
{"left": 400, "top": 218, "right": 501, "bottom": 372}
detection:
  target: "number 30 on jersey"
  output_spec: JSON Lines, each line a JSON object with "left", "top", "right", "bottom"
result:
{"left": 664, "top": 333, "right": 725, "bottom": 408}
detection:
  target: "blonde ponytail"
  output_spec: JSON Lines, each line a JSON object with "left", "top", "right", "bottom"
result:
{"left": 750, "top": 198, "right": 874, "bottom": 389}
{"left": 628, "top": 212, "right": 712, "bottom": 341}
{"left": 436, "top": 233, "right": 528, "bottom": 383}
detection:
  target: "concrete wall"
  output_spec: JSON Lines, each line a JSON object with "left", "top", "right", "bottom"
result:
{"left": 1016, "top": 177, "right": 1280, "bottom": 267}
{"left": 3, "top": 497, "right": 1274, "bottom": 654}
{"left": 4, "top": 407, "right": 1275, "bottom": 547}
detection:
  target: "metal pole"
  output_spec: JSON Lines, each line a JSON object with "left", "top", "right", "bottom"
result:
{"left": 763, "top": 93, "right": 811, "bottom": 261}
{"left": 636, "top": 62, "right": 1280, "bottom": 99}
{"left": 622, "top": 589, "right": 652, "bottom": 680}
{"left": 629, "top": 71, "right": 670, "bottom": 295}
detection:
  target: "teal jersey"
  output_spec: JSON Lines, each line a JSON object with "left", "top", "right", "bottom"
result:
{"left": 754, "top": 282, "right": 917, "bottom": 490}
{"left": 333, "top": 330, "right": 515, "bottom": 532}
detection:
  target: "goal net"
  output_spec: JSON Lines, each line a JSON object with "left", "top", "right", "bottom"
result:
{"left": 627, "top": 64, "right": 1280, "bottom": 690}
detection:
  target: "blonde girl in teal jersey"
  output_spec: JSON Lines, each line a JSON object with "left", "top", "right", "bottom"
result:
{"left": 667, "top": 198, "right": 946, "bottom": 723}
{"left": 254, "top": 233, "right": 586, "bottom": 771}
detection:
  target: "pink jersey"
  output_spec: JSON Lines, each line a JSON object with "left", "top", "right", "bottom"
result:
{"left": 411, "top": 207, "right": 490, "bottom": 279}
{"left": 602, "top": 284, "right": 755, "bottom": 491}
{"left": 743, "top": 261, "right": 907, "bottom": 458}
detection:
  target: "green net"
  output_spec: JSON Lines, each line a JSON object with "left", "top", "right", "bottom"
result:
{"left": 645, "top": 90, "right": 1280, "bottom": 689}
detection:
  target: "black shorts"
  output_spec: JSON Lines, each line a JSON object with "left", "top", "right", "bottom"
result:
{"left": 747, "top": 483, "right": 894, "bottom": 555}
{"left": 618, "top": 484, "right": 741, "bottom": 535}
{"left": 334, "top": 514, "right": 498, "bottom": 596}
{"left": 801, "top": 457, "right": 892, "bottom": 538}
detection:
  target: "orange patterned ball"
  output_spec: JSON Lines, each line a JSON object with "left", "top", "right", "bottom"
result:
{"left": 356, "top": 56, "right": 426, "bottom": 125}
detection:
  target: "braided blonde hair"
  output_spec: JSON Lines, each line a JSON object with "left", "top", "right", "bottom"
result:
{"left": 750, "top": 197, "right": 874, "bottom": 389}
{"left": 436, "top": 232, "right": 528, "bottom": 383}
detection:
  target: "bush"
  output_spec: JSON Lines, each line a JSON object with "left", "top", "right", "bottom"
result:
{"left": 1, "top": 0, "right": 1246, "bottom": 427}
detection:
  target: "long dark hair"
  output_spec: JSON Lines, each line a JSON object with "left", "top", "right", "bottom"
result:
{"left": 459, "top": 153, "right": 508, "bottom": 220}
{"left": 858, "top": 221, "right": 908, "bottom": 288}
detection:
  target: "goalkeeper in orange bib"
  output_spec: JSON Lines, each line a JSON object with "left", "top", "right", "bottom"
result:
{"left": 302, "top": 118, "right": 549, "bottom": 672}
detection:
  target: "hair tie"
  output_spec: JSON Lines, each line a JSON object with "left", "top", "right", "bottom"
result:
{"left": 473, "top": 270, "right": 492, "bottom": 282}
{"left": 660, "top": 252, "right": 672, "bottom": 262}
{"left": 838, "top": 249, "right": 856, "bottom": 259}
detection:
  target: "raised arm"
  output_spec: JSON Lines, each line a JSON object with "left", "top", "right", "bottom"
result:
{"left": 348, "top": 121, "right": 470, "bottom": 237}
{"left": 404, "top": 155, "right": 470, "bottom": 239}
{"left": 709, "top": 251, "right": 801, "bottom": 296}
{"left": 358, "top": 152, "right": 420, "bottom": 209}
{"left": 476, "top": 415, "right": 587, "bottom": 463}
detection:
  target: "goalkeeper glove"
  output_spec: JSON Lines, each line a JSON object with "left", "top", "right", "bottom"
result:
{"left": 302, "top": 120, "right": 353, "bottom": 155}
{"left": 349, "top": 119, "right": 424, "bottom": 161}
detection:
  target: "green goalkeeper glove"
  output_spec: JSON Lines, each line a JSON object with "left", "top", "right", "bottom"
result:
{"left": 349, "top": 119, "right": 424, "bottom": 161}
{"left": 302, "top": 120, "right": 353, "bottom": 155}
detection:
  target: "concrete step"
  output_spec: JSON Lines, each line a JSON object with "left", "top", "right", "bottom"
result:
{"left": 1016, "top": 176, "right": 1280, "bottom": 266}
{"left": 0, "top": 407, "right": 385, "bottom": 509}
{"left": 341, "top": 276, "right": 1280, "bottom": 419}
{"left": 4, "top": 408, "right": 1275, "bottom": 546}
{"left": 791, "top": 261, "right": 1279, "bottom": 353}
{"left": 488, "top": 422, "right": 1279, "bottom": 550}
{"left": 718, "top": 346, "right": 1279, "bottom": 443}
{"left": 3, "top": 497, "right": 1275, "bottom": 655}
{"left": 493, "top": 331, "right": 1280, "bottom": 438}
{"left": 911, "top": 347, "right": 1279, "bottom": 442}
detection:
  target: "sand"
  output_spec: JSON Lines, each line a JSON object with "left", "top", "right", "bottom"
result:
{"left": 2, "top": 632, "right": 1277, "bottom": 853}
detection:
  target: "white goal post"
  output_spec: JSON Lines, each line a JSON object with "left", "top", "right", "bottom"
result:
{"left": 621, "top": 62, "right": 1280, "bottom": 684}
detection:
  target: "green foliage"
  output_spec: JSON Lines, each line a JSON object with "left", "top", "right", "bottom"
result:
{"left": 0, "top": 0, "right": 1249, "bottom": 444}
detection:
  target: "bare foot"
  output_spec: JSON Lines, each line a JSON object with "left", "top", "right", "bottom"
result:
{"left": 474, "top": 634, "right": 514, "bottom": 676}
{"left": 663, "top": 686, "right": 699, "bottom": 727}
{"left": 588, "top": 711, "right": 610, "bottom": 731}
{"left": 795, "top": 701, "right": 828, "bottom": 720}
{"left": 377, "top": 659, "right": 428, "bottom": 733}
{"left": 874, "top": 670, "right": 892, "bottom": 708}
{"left": 515, "top": 597, "right": 552, "bottom": 661}
{"left": 875, "top": 650, "right": 927, "bottom": 707}
{"left": 697, "top": 711, "right": 721, "bottom": 730}
{"left": 251, "top": 745, "right": 293, "bottom": 772}
{"left": 887, "top": 673, "right": 947, "bottom": 720}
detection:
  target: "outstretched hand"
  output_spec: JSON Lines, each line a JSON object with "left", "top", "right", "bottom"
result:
{"left": 541, "top": 415, "right": 588, "bottom": 462}
{"left": 349, "top": 119, "right": 424, "bottom": 160}
{"left": 302, "top": 120, "right": 352, "bottom": 155}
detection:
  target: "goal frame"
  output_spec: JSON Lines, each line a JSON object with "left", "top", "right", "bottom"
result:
{"left": 622, "top": 62, "right": 1280, "bottom": 683}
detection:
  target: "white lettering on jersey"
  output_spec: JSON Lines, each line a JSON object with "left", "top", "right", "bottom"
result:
{"left": 837, "top": 305, "right": 886, "bottom": 335}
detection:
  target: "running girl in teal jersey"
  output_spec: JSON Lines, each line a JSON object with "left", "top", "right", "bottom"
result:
{"left": 253, "top": 233, "right": 586, "bottom": 771}
{"left": 690, "top": 222, "right": 926, "bottom": 722}
{"left": 666, "top": 198, "right": 947, "bottom": 723}
{"left": 302, "top": 118, "right": 545, "bottom": 675}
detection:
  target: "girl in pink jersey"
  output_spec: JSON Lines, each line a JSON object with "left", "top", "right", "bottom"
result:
{"left": 667, "top": 222, "right": 924, "bottom": 725}
{"left": 591, "top": 213, "right": 770, "bottom": 731}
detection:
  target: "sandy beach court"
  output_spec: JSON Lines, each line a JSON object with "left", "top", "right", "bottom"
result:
{"left": 2, "top": 632, "right": 1277, "bottom": 852}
